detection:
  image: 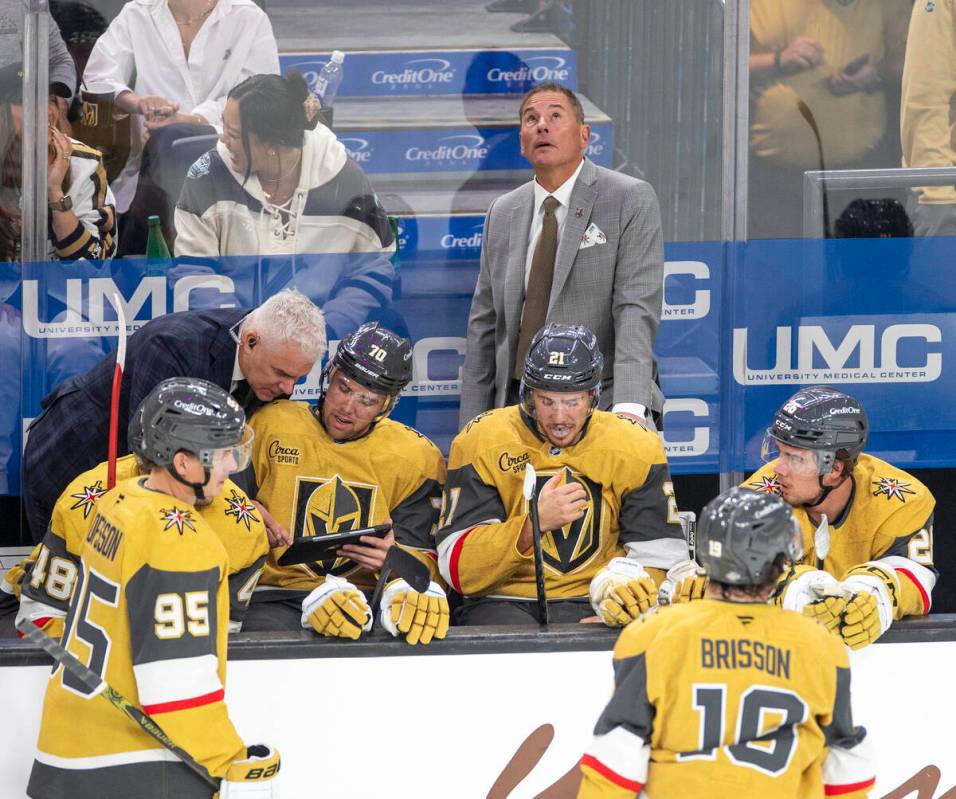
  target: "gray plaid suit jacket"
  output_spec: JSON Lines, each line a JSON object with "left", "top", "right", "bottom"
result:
{"left": 459, "top": 159, "right": 664, "bottom": 427}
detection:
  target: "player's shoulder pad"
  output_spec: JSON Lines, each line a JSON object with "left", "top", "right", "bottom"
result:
{"left": 612, "top": 603, "right": 686, "bottom": 660}
{"left": 448, "top": 407, "right": 516, "bottom": 469}
{"left": 249, "top": 399, "right": 314, "bottom": 432}
{"left": 374, "top": 418, "right": 446, "bottom": 479}
{"left": 741, "top": 461, "right": 784, "bottom": 496}
{"left": 587, "top": 411, "right": 668, "bottom": 465}
{"left": 856, "top": 453, "right": 935, "bottom": 511}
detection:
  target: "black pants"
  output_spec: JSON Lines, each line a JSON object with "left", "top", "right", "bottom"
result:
{"left": 456, "top": 596, "right": 592, "bottom": 625}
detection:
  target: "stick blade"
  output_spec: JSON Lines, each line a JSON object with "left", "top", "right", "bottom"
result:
{"left": 386, "top": 546, "right": 431, "bottom": 593}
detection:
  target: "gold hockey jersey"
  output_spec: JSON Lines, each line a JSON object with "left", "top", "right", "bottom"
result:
{"left": 244, "top": 400, "right": 445, "bottom": 592}
{"left": 436, "top": 407, "right": 688, "bottom": 600}
{"left": 15, "top": 455, "right": 268, "bottom": 635}
{"left": 744, "top": 453, "right": 936, "bottom": 617}
{"left": 27, "top": 478, "right": 245, "bottom": 799}
{"left": 579, "top": 600, "right": 874, "bottom": 798}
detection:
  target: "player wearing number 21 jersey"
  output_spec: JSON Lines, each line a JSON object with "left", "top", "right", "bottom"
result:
{"left": 579, "top": 488, "right": 874, "bottom": 798}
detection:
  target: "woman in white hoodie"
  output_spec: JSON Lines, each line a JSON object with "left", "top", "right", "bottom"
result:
{"left": 174, "top": 72, "right": 396, "bottom": 340}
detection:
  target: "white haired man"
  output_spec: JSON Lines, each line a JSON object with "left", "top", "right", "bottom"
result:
{"left": 22, "top": 289, "right": 325, "bottom": 544}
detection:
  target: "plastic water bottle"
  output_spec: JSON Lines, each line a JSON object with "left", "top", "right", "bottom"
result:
{"left": 315, "top": 51, "right": 345, "bottom": 109}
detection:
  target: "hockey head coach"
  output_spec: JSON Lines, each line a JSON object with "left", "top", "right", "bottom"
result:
{"left": 21, "top": 288, "right": 325, "bottom": 543}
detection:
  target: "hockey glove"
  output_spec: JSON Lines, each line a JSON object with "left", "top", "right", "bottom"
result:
{"left": 657, "top": 560, "right": 707, "bottom": 605}
{"left": 218, "top": 744, "right": 280, "bottom": 798}
{"left": 380, "top": 579, "right": 450, "bottom": 646}
{"left": 803, "top": 595, "right": 847, "bottom": 634}
{"left": 774, "top": 566, "right": 844, "bottom": 613}
{"left": 301, "top": 575, "right": 372, "bottom": 640}
{"left": 838, "top": 562, "right": 899, "bottom": 649}
{"left": 589, "top": 557, "right": 658, "bottom": 627}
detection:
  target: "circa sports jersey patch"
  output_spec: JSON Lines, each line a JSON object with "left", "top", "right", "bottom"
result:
{"left": 223, "top": 489, "right": 260, "bottom": 529}
{"left": 872, "top": 477, "right": 916, "bottom": 503}
{"left": 69, "top": 479, "right": 107, "bottom": 518}
{"left": 268, "top": 439, "right": 300, "bottom": 465}
{"left": 498, "top": 450, "right": 530, "bottom": 474}
{"left": 748, "top": 474, "right": 783, "bottom": 495}
{"left": 160, "top": 506, "right": 197, "bottom": 534}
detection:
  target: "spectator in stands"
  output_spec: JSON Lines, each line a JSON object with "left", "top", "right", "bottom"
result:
{"left": 901, "top": 0, "right": 956, "bottom": 236}
{"left": 0, "top": 63, "right": 115, "bottom": 261}
{"left": 175, "top": 72, "right": 396, "bottom": 340}
{"left": 745, "top": 386, "right": 936, "bottom": 649}
{"left": 82, "top": 0, "right": 279, "bottom": 253}
{"left": 437, "top": 323, "right": 697, "bottom": 626}
{"left": 459, "top": 82, "right": 664, "bottom": 431}
{"left": 0, "top": 0, "right": 77, "bottom": 124}
{"left": 749, "top": 0, "right": 909, "bottom": 238}
{"left": 21, "top": 288, "right": 325, "bottom": 544}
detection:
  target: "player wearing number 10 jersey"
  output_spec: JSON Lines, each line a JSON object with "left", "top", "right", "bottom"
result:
{"left": 579, "top": 488, "right": 874, "bottom": 798}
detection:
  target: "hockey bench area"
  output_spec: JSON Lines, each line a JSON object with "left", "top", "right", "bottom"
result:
{"left": 1, "top": 617, "right": 955, "bottom": 798}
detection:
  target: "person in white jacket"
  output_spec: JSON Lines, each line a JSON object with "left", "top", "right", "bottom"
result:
{"left": 82, "top": 0, "right": 278, "bottom": 251}
{"left": 175, "top": 72, "right": 396, "bottom": 340}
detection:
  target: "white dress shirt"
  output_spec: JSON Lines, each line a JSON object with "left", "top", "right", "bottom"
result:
{"left": 83, "top": 0, "right": 280, "bottom": 211}
{"left": 522, "top": 159, "right": 647, "bottom": 421}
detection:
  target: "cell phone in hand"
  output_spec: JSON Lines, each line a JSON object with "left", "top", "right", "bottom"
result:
{"left": 843, "top": 54, "right": 870, "bottom": 76}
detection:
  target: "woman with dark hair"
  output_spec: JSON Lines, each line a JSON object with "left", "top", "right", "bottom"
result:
{"left": 175, "top": 72, "right": 396, "bottom": 339}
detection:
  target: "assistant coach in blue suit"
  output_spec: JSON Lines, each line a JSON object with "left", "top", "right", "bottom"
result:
{"left": 459, "top": 83, "right": 664, "bottom": 429}
{"left": 21, "top": 289, "right": 325, "bottom": 543}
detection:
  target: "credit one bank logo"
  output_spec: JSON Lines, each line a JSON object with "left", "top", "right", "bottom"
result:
{"left": 733, "top": 323, "right": 942, "bottom": 384}
{"left": 22, "top": 276, "right": 236, "bottom": 338}
{"left": 371, "top": 58, "right": 455, "bottom": 86}
{"left": 405, "top": 134, "right": 489, "bottom": 165}
{"left": 441, "top": 223, "right": 483, "bottom": 252}
{"left": 340, "top": 137, "right": 373, "bottom": 164}
{"left": 487, "top": 56, "right": 570, "bottom": 84}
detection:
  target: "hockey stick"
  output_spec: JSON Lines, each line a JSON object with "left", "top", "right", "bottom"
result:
{"left": 16, "top": 619, "right": 219, "bottom": 789}
{"left": 523, "top": 464, "right": 549, "bottom": 626}
{"left": 369, "top": 545, "right": 432, "bottom": 622}
{"left": 106, "top": 293, "right": 128, "bottom": 489}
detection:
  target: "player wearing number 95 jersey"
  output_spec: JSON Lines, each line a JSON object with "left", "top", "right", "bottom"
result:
{"left": 27, "top": 378, "right": 278, "bottom": 799}
{"left": 579, "top": 488, "right": 875, "bottom": 798}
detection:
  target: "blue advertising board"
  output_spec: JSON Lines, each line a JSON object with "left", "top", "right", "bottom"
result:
{"left": 335, "top": 124, "right": 614, "bottom": 174}
{"left": 280, "top": 48, "right": 578, "bottom": 98}
{"left": 2, "top": 235, "right": 953, "bottom": 496}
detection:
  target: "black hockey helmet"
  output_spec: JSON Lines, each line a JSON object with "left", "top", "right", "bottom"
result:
{"left": 520, "top": 323, "right": 603, "bottom": 410}
{"left": 763, "top": 385, "right": 868, "bottom": 474}
{"left": 133, "top": 378, "right": 253, "bottom": 497}
{"left": 330, "top": 322, "right": 412, "bottom": 398}
{"left": 697, "top": 488, "right": 803, "bottom": 586}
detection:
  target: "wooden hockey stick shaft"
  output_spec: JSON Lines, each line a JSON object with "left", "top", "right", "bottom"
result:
{"left": 16, "top": 620, "right": 219, "bottom": 789}
{"left": 106, "top": 294, "right": 128, "bottom": 490}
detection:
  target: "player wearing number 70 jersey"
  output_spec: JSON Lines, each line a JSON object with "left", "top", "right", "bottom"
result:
{"left": 27, "top": 378, "right": 279, "bottom": 799}
{"left": 579, "top": 488, "right": 874, "bottom": 798}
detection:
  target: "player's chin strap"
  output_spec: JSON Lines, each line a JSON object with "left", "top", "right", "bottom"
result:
{"left": 166, "top": 462, "right": 212, "bottom": 503}
{"left": 802, "top": 470, "right": 851, "bottom": 509}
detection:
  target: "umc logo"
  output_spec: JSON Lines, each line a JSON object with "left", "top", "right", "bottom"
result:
{"left": 22, "top": 275, "right": 237, "bottom": 338}
{"left": 660, "top": 398, "right": 710, "bottom": 458}
{"left": 663, "top": 261, "right": 710, "bottom": 320}
{"left": 733, "top": 323, "right": 943, "bottom": 385}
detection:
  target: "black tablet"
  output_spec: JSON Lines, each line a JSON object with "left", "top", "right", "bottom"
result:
{"left": 276, "top": 524, "right": 392, "bottom": 566}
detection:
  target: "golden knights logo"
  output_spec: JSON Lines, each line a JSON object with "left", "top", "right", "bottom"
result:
{"left": 748, "top": 474, "right": 783, "bottom": 495}
{"left": 292, "top": 475, "right": 376, "bottom": 576}
{"left": 534, "top": 468, "right": 603, "bottom": 574}
{"left": 223, "top": 489, "right": 260, "bottom": 530}
{"left": 872, "top": 476, "right": 916, "bottom": 503}
{"left": 69, "top": 479, "right": 107, "bottom": 518}
{"left": 160, "top": 506, "right": 197, "bottom": 535}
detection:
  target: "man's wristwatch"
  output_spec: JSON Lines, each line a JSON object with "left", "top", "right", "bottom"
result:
{"left": 48, "top": 194, "right": 73, "bottom": 212}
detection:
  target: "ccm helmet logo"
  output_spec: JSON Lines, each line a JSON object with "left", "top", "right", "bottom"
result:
{"left": 541, "top": 373, "right": 573, "bottom": 381}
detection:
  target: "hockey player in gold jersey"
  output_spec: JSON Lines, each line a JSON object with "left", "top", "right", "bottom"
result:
{"left": 579, "top": 487, "right": 875, "bottom": 798}
{"left": 437, "top": 323, "right": 694, "bottom": 625}
{"left": 239, "top": 322, "right": 449, "bottom": 645}
{"left": 745, "top": 386, "right": 936, "bottom": 649}
{"left": 10, "top": 405, "right": 268, "bottom": 637}
{"left": 27, "top": 378, "right": 279, "bottom": 799}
